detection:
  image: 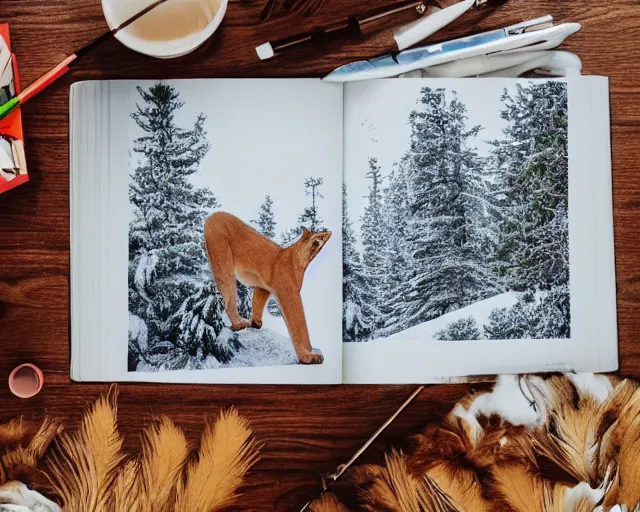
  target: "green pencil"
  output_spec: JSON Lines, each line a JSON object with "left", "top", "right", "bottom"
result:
{"left": 0, "top": 0, "right": 170, "bottom": 122}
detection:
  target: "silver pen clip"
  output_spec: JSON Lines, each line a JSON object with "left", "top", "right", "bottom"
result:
{"left": 505, "top": 15, "right": 554, "bottom": 35}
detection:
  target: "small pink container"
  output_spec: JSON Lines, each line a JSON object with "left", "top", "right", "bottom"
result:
{"left": 8, "top": 364, "right": 44, "bottom": 399}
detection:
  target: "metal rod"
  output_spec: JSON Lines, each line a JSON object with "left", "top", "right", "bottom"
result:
{"left": 299, "top": 385, "right": 426, "bottom": 511}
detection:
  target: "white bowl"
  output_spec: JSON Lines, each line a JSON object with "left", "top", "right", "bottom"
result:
{"left": 101, "top": 0, "right": 228, "bottom": 59}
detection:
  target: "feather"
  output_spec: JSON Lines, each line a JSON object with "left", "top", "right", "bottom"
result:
{"left": 113, "top": 459, "right": 140, "bottom": 512}
{"left": 602, "top": 387, "right": 640, "bottom": 508}
{"left": 357, "top": 450, "right": 464, "bottom": 512}
{"left": 1, "top": 418, "right": 62, "bottom": 483}
{"left": 562, "top": 481, "right": 607, "bottom": 511}
{"left": 531, "top": 375, "right": 602, "bottom": 485}
{"left": 173, "top": 408, "right": 260, "bottom": 512}
{"left": 597, "top": 379, "right": 639, "bottom": 481}
{"left": 357, "top": 450, "right": 419, "bottom": 512}
{"left": 47, "top": 388, "right": 125, "bottom": 512}
{"left": 0, "top": 418, "right": 39, "bottom": 450}
{"left": 0, "top": 480, "right": 61, "bottom": 512}
{"left": 138, "top": 417, "right": 190, "bottom": 512}
{"left": 309, "top": 492, "right": 351, "bottom": 512}
{"left": 491, "top": 464, "right": 546, "bottom": 512}
{"left": 426, "top": 463, "right": 488, "bottom": 511}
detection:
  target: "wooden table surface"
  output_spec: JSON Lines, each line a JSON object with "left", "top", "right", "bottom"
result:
{"left": 1, "top": 0, "right": 639, "bottom": 509}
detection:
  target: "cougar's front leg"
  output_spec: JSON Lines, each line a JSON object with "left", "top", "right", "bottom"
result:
{"left": 251, "top": 287, "right": 270, "bottom": 329}
{"left": 275, "top": 284, "right": 323, "bottom": 364}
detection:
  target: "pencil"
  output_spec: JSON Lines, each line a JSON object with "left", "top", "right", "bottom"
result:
{"left": 0, "top": 0, "right": 170, "bottom": 122}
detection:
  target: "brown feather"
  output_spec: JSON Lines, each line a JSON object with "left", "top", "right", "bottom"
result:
{"left": 1, "top": 418, "right": 62, "bottom": 487}
{"left": 491, "top": 464, "right": 547, "bottom": 512}
{"left": 357, "top": 450, "right": 464, "bottom": 512}
{"left": 173, "top": 408, "right": 260, "bottom": 512}
{"left": 137, "top": 417, "right": 189, "bottom": 512}
{"left": 0, "top": 418, "right": 40, "bottom": 451}
{"left": 531, "top": 376, "right": 602, "bottom": 485}
{"left": 309, "top": 492, "right": 351, "bottom": 512}
{"left": 602, "top": 387, "right": 640, "bottom": 507}
{"left": 426, "top": 463, "right": 488, "bottom": 511}
{"left": 47, "top": 388, "right": 125, "bottom": 512}
{"left": 113, "top": 458, "right": 140, "bottom": 512}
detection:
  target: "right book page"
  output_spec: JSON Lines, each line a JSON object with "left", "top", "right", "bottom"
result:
{"left": 341, "top": 77, "right": 617, "bottom": 384}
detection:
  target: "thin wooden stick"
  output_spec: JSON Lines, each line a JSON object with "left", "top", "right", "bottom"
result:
{"left": 300, "top": 385, "right": 426, "bottom": 511}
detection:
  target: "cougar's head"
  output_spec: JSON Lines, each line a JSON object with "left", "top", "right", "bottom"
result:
{"left": 297, "top": 227, "right": 331, "bottom": 268}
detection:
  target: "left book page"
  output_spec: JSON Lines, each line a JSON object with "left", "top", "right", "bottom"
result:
{"left": 70, "top": 78, "right": 344, "bottom": 384}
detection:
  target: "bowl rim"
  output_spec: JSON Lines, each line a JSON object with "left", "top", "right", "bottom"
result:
{"left": 101, "top": 0, "right": 228, "bottom": 59}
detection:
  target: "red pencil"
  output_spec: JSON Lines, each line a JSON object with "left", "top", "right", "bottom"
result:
{"left": 0, "top": 0, "right": 169, "bottom": 121}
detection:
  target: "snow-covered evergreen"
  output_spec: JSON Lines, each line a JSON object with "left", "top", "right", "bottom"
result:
{"left": 377, "top": 160, "right": 412, "bottom": 334}
{"left": 280, "top": 176, "right": 327, "bottom": 244}
{"left": 435, "top": 316, "right": 482, "bottom": 341}
{"left": 489, "top": 81, "right": 570, "bottom": 339}
{"left": 128, "top": 83, "right": 227, "bottom": 369}
{"left": 252, "top": 194, "right": 277, "bottom": 239}
{"left": 344, "top": 82, "right": 570, "bottom": 343}
{"left": 343, "top": 183, "right": 375, "bottom": 341}
{"left": 377, "top": 88, "right": 500, "bottom": 337}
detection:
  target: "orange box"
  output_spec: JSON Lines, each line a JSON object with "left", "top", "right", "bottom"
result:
{"left": 0, "top": 24, "right": 29, "bottom": 194}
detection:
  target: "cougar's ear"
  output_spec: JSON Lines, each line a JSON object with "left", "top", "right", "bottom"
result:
{"left": 301, "top": 227, "right": 311, "bottom": 241}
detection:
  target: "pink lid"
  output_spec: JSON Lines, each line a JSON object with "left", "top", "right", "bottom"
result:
{"left": 8, "top": 363, "right": 44, "bottom": 399}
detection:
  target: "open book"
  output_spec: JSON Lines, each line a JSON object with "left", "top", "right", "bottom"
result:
{"left": 70, "top": 77, "right": 617, "bottom": 384}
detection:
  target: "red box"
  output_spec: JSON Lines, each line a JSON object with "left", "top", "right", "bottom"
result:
{"left": 0, "top": 24, "right": 29, "bottom": 194}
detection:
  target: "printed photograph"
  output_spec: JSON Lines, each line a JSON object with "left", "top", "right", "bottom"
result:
{"left": 343, "top": 79, "right": 570, "bottom": 343}
{"left": 126, "top": 81, "right": 340, "bottom": 372}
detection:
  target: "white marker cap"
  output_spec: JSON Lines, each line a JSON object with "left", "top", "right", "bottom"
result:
{"left": 255, "top": 42, "right": 275, "bottom": 60}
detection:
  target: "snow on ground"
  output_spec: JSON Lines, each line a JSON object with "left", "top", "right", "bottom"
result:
{"left": 138, "top": 311, "right": 303, "bottom": 372}
{"left": 219, "top": 326, "right": 299, "bottom": 368}
{"left": 372, "top": 292, "right": 520, "bottom": 343}
{"left": 204, "top": 311, "right": 298, "bottom": 369}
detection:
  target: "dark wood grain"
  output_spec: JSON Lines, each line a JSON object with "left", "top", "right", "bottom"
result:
{"left": 1, "top": 0, "right": 639, "bottom": 509}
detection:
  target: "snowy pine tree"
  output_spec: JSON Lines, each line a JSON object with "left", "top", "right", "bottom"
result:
{"left": 397, "top": 87, "right": 499, "bottom": 331}
{"left": 280, "top": 176, "right": 327, "bottom": 244}
{"left": 343, "top": 183, "right": 375, "bottom": 341}
{"left": 252, "top": 195, "right": 277, "bottom": 239}
{"left": 357, "top": 158, "right": 387, "bottom": 335}
{"left": 299, "top": 177, "right": 325, "bottom": 232}
{"left": 490, "top": 81, "right": 570, "bottom": 338}
{"left": 378, "top": 161, "right": 413, "bottom": 334}
{"left": 128, "top": 82, "right": 230, "bottom": 369}
{"left": 435, "top": 317, "right": 482, "bottom": 341}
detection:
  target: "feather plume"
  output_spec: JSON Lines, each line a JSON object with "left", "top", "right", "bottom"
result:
{"left": 492, "top": 464, "right": 547, "bottom": 512}
{"left": 1, "top": 418, "right": 62, "bottom": 484}
{"left": 601, "top": 387, "right": 640, "bottom": 508}
{"left": 174, "top": 408, "right": 260, "bottom": 512}
{"left": 426, "top": 464, "right": 486, "bottom": 511}
{"left": 0, "top": 418, "right": 39, "bottom": 450}
{"left": 138, "top": 417, "right": 190, "bottom": 512}
{"left": 47, "top": 388, "right": 125, "bottom": 512}
{"left": 357, "top": 450, "right": 420, "bottom": 512}
{"left": 597, "top": 380, "right": 640, "bottom": 482}
{"left": 530, "top": 376, "right": 602, "bottom": 484}
{"left": 309, "top": 492, "right": 351, "bottom": 512}
{"left": 113, "top": 458, "right": 140, "bottom": 512}
{"left": 357, "top": 450, "right": 465, "bottom": 512}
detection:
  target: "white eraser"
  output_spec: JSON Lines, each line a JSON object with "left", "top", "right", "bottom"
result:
{"left": 255, "top": 42, "right": 275, "bottom": 61}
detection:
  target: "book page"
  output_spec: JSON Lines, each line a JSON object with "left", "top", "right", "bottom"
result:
{"left": 82, "top": 78, "right": 344, "bottom": 384}
{"left": 341, "top": 77, "right": 617, "bottom": 383}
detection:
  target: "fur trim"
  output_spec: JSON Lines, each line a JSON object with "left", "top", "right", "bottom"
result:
{"left": 310, "top": 374, "right": 640, "bottom": 511}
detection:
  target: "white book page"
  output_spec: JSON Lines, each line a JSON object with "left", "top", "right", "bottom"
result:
{"left": 74, "top": 78, "right": 344, "bottom": 384}
{"left": 341, "top": 77, "right": 617, "bottom": 384}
